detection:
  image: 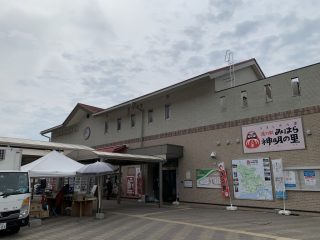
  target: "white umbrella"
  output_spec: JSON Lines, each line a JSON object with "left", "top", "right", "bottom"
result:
{"left": 77, "top": 161, "right": 114, "bottom": 175}
{"left": 76, "top": 161, "right": 114, "bottom": 214}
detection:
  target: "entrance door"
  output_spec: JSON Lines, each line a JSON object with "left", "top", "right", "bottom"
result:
{"left": 162, "top": 170, "right": 176, "bottom": 202}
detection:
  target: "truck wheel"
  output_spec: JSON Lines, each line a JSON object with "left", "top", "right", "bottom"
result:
{"left": 10, "top": 226, "right": 20, "bottom": 234}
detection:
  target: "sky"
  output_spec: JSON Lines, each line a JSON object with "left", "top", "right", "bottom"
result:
{"left": 1, "top": 0, "right": 320, "bottom": 141}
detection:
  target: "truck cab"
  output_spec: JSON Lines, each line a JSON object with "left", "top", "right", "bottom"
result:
{"left": 0, "top": 148, "right": 30, "bottom": 234}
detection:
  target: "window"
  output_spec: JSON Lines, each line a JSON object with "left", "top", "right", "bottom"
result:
{"left": 148, "top": 110, "right": 153, "bottom": 123}
{"left": 131, "top": 114, "right": 135, "bottom": 127}
{"left": 104, "top": 121, "right": 108, "bottom": 133}
{"left": 220, "top": 96, "right": 226, "bottom": 111}
{"left": 165, "top": 104, "right": 171, "bottom": 120}
{"left": 117, "top": 118, "right": 121, "bottom": 131}
{"left": 291, "top": 77, "right": 301, "bottom": 96}
{"left": 265, "top": 84, "right": 272, "bottom": 102}
{"left": 241, "top": 91, "right": 248, "bottom": 107}
{"left": 0, "top": 149, "right": 5, "bottom": 160}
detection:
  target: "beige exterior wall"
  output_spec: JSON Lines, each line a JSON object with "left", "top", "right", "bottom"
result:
{"left": 127, "top": 112, "right": 320, "bottom": 211}
{"left": 49, "top": 61, "right": 320, "bottom": 211}
{"left": 52, "top": 63, "right": 320, "bottom": 148}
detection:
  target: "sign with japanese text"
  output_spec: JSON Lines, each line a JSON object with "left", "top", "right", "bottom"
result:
{"left": 184, "top": 180, "right": 193, "bottom": 188}
{"left": 126, "top": 176, "right": 135, "bottom": 195}
{"left": 304, "top": 170, "right": 316, "bottom": 186}
{"left": 242, "top": 118, "right": 305, "bottom": 153}
{"left": 232, "top": 158, "right": 273, "bottom": 200}
{"left": 196, "top": 168, "right": 221, "bottom": 188}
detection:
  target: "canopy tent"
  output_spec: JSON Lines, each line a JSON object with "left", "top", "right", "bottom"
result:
{"left": 21, "top": 150, "right": 84, "bottom": 177}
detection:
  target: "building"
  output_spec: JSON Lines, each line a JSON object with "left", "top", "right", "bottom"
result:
{"left": 41, "top": 58, "right": 320, "bottom": 212}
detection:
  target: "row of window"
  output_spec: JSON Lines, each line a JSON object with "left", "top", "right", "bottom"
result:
{"left": 104, "top": 104, "right": 171, "bottom": 132}
{"left": 104, "top": 78, "right": 301, "bottom": 132}
{"left": 220, "top": 77, "right": 301, "bottom": 110}
{"left": 0, "top": 149, "right": 5, "bottom": 160}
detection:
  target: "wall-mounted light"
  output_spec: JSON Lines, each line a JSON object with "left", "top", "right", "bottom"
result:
{"left": 226, "top": 140, "right": 231, "bottom": 145}
{"left": 306, "top": 129, "right": 312, "bottom": 135}
{"left": 210, "top": 152, "right": 217, "bottom": 158}
{"left": 236, "top": 138, "right": 241, "bottom": 144}
{"left": 216, "top": 141, "right": 221, "bottom": 146}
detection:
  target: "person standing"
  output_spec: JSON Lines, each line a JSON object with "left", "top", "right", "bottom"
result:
{"left": 106, "top": 178, "right": 113, "bottom": 200}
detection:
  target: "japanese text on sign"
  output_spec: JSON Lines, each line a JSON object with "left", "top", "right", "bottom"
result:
{"left": 242, "top": 118, "right": 305, "bottom": 153}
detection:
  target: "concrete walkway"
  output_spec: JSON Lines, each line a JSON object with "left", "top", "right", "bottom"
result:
{"left": 7, "top": 200, "right": 320, "bottom": 240}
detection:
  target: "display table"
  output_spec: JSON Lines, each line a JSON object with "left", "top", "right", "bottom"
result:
{"left": 71, "top": 198, "right": 96, "bottom": 217}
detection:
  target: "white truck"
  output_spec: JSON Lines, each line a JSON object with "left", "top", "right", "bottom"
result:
{"left": 0, "top": 147, "right": 30, "bottom": 234}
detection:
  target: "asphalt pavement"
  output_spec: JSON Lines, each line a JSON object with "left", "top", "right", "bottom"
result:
{"left": 4, "top": 199, "right": 320, "bottom": 240}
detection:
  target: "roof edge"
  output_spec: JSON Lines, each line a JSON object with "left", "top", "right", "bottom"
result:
{"left": 94, "top": 58, "right": 260, "bottom": 116}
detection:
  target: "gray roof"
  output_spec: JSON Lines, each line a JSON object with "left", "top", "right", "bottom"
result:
{"left": 0, "top": 137, "right": 94, "bottom": 151}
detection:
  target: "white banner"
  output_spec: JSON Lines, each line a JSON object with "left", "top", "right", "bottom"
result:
{"left": 271, "top": 159, "right": 286, "bottom": 199}
{"left": 284, "top": 171, "right": 297, "bottom": 189}
{"left": 242, "top": 118, "right": 305, "bottom": 153}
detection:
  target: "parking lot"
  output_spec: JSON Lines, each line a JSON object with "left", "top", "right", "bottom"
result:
{"left": 5, "top": 200, "right": 320, "bottom": 240}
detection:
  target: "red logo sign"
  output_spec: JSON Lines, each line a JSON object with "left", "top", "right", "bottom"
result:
{"left": 245, "top": 131, "right": 260, "bottom": 149}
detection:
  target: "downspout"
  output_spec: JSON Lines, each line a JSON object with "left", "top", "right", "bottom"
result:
{"left": 41, "top": 132, "right": 51, "bottom": 142}
{"left": 136, "top": 104, "right": 144, "bottom": 148}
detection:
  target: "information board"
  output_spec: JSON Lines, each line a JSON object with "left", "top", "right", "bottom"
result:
{"left": 284, "top": 169, "right": 320, "bottom": 191}
{"left": 196, "top": 168, "right": 221, "bottom": 188}
{"left": 232, "top": 158, "right": 273, "bottom": 200}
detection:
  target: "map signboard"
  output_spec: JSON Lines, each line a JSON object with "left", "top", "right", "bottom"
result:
{"left": 242, "top": 118, "right": 305, "bottom": 153}
{"left": 196, "top": 168, "right": 221, "bottom": 188}
{"left": 232, "top": 158, "right": 273, "bottom": 200}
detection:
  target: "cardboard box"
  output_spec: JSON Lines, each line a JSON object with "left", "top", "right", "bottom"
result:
{"left": 30, "top": 203, "right": 42, "bottom": 211}
{"left": 73, "top": 192, "right": 85, "bottom": 201}
{"left": 30, "top": 210, "right": 41, "bottom": 218}
{"left": 40, "top": 210, "right": 49, "bottom": 218}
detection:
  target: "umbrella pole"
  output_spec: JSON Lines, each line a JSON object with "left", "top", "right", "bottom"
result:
{"left": 98, "top": 176, "right": 101, "bottom": 213}
{"left": 95, "top": 175, "right": 105, "bottom": 219}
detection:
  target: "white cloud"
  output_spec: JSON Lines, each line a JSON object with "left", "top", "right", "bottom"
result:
{"left": 0, "top": 0, "right": 319, "bottom": 140}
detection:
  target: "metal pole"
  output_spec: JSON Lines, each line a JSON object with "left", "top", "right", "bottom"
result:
{"left": 117, "top": 165, "right": 122, "bottom": 204}
{"left": 159, "top": 162, "right": 163, "bottom": 208}
{"left": 31, "top": 178, "right": 35, "bottom": 200}
{"left": 98, "top": 176, "right": 101, "bottom": 213}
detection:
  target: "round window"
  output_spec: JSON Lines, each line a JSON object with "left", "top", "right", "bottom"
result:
{"left": 83, "top": 126, "right": 91, "bottom": 140}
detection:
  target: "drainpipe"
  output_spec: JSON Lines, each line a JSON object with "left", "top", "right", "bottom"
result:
{"left": 136, "top": 104, "right": 144, "bottom": 148}
{"left": 41, "top": 132, "right": 51, "bottom": 142}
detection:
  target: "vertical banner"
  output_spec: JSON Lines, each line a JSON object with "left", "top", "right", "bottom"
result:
{"left": 272, "top": 159, "right": 287, "bottom": 199}
{"left": 218, "top": 162, "right": 230, "bottom": 198}
{"left": 126, "top": 176, "right": 135, "bottom": 195}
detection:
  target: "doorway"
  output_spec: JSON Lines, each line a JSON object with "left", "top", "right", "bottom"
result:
{"left": 162, "top": 169, "right": 176, "bottom": 202}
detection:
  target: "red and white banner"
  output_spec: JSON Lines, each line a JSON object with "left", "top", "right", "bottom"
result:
{"left": 126, "top": 176, "right": 135, "bottom": 195}
{"left": 242, "top": 118, "right": 305, "bottom": 153}
{"left": 218, "top": 162, "right": 230, "bottom": 198}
